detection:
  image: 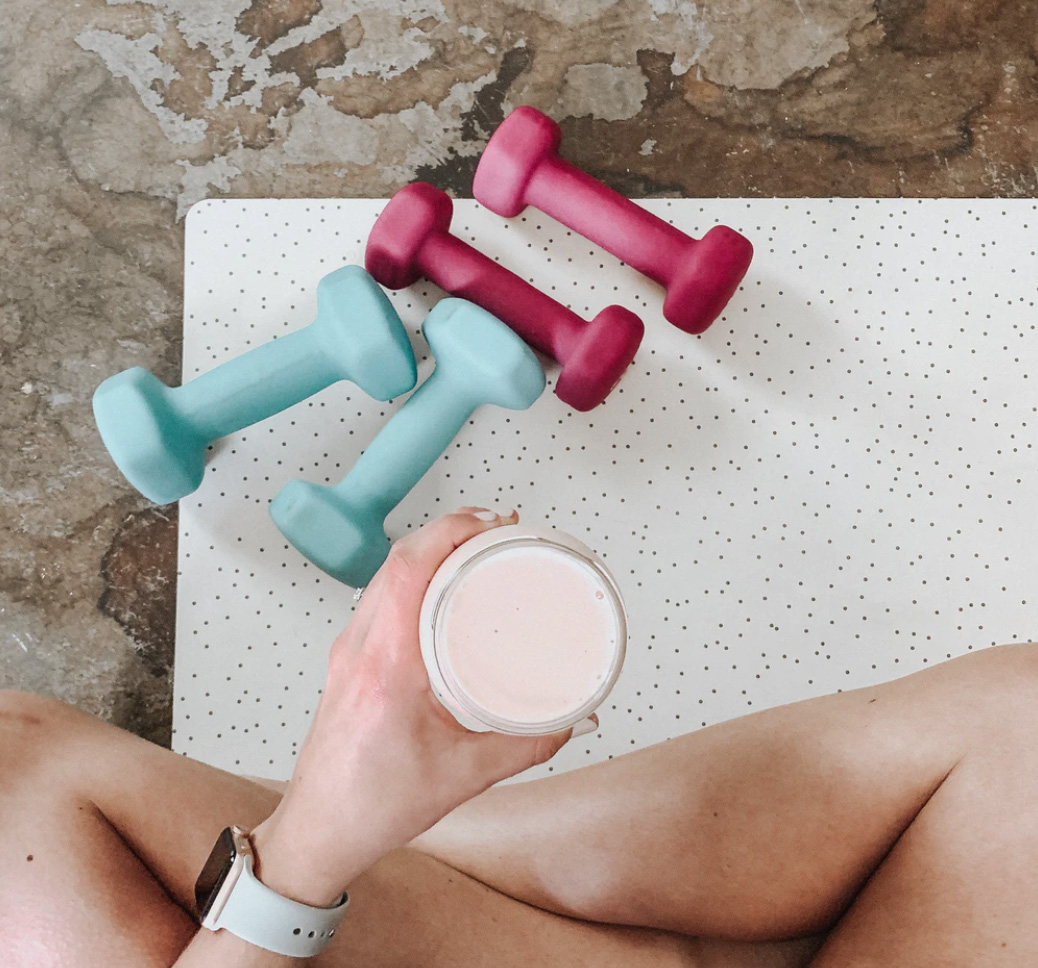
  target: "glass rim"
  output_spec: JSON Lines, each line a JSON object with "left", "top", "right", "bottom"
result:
{"left": 428, "top": 533, "right": 628, "bottom": 735}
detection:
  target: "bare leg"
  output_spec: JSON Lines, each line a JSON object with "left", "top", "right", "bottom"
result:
{"left": 414, "top": 643, "right": 1038, "bottom": 950}
{"left": 0, "top": 691, "right": 816, "bottom": 968}
{"left": 808, "top": 694, "right": 1038, "bottom": 964}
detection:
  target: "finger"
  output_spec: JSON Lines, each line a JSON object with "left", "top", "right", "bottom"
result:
{"left": 354, "top": 507, "right": 519, "bottom": 654}
{"left": 376, "top": 506, "right": 518, "bottom": 597}
{"left": 467, "top": 713, "right": 599, "bottom": 783}
{"left": 405, "top": 504, "right": 518, "bottom": 552}
{"left": 569, "top": 715, "right": 599, "bottom": 738}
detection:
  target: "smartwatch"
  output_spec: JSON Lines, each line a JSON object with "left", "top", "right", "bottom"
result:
{"left": 194, "top": 825, "right": 349, "bottom": 957}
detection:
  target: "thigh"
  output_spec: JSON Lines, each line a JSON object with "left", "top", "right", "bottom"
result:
{"left": 809, "top": 723, "right": 1038, "bottom": 965}
{"left": 415, "top": 644, "right": 1038, "bottom": 941}
{"left": 0, "top": 694, "right": 200, "bottom": 967}
{"left": 0, "top": 691, "right": 806, "bottom": 968}
{"left": 0, "top": 769, "right": 198, "bottom": 967}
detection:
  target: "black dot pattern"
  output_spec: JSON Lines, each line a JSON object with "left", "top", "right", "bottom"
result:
{"left": 174, "top": 198, "right": 1038, "bottom": 782}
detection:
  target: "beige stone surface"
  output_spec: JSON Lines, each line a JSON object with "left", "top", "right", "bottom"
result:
{"left": 1, "top": 0, "right": 1035, "bottom": 744}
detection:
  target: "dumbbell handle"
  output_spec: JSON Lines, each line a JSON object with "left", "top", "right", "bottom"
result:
{"left": 417, "top": 231, "right": 582, "bottom": 363}
{"left": 174, "top": 328, "right": 339, "bottom": 441}
{"left": 524, "top": 157, "right": 689, "bottom": 287}
{"left": 327, "top": 366, "right": 475, "bottom": 521}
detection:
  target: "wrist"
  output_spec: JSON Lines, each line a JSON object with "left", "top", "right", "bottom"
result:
{"left": 250, "top": 810, "right": 380, "bottom": 907}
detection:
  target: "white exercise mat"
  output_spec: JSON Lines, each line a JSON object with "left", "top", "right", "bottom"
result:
{"left": 174, "top": 198, "right": 1037, "bottom": 781}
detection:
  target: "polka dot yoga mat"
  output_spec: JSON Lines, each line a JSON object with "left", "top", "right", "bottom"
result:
{"left": 174, "top": 198, "right": 1037, "bottom": 781}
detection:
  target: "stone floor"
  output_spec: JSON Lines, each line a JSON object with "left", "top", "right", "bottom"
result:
{"left": 1, "top": 0, "right": 1036, "bottom": 746}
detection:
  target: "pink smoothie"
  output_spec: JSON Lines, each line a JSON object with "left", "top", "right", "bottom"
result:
{"left": 440, "top": 544, "right": 620, "bottom": 724}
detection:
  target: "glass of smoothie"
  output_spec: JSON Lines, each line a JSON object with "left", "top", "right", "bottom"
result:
{"left": 418, "top": 524, "right": 627, "bottom": 735}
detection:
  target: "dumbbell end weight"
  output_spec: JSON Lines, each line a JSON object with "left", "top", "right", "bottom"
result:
{"left": 426, "top": 297, "right": 546, "bottom": 412}
{"left": 555, "top": 306, "right": 643, "bottom": 412}
{"left": 315, "top": 265, "right": 417, "bottom": 401}
{"left": 93, "top": 367, "right": 203, "bottom": 505}
{"left": 472, "top": 105, "right": 561, "bottom": 219}
{"left": 270, "top": 480, "right": 389, "bottom": 588}
{"left": 366, "top": 184, "right": 455, "bottom": 290}
{"left": 662, "top": 225, "right": 754, "bottom": 335}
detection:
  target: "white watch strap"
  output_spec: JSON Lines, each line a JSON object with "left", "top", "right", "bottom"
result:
{"left": 213, "top": 855, "right": 348, "bottom": 957}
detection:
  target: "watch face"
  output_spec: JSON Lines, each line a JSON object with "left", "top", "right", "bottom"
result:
{"left": 195, "top": 827, "right": 239, "bottom": 920}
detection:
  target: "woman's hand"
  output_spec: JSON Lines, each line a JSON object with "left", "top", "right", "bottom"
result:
{"left": 250, "top": 508, "right": 578, "bottom": 905}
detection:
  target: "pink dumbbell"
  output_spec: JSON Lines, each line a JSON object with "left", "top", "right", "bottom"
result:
{"left": 365, "top": 182, "right": 643, "bottom": 412}
{"left": 473, "top": 106, "right": 753, "bottom": 335}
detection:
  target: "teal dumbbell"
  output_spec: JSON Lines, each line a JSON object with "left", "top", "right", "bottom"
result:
{"left": 92, "top": 266, "right": 417, "bottom": 505}
{"left": 270, "top": 298, "right": 545, "bottom": 586}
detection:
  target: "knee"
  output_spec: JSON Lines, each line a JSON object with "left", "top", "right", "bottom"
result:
{"left": 941, "top": 643, "right": 1038, "bottom": 739}
{"left": 0, "top": 689, "right": 72, "bottom": 726}
{"left": 958, "top": 642, "right": 1038, "bottom": 692}
{"left": 0, "top": 691, "right": 97, "bottom": 791}
{"left": 0, "top": 691, "right": 81, "bottom": 759}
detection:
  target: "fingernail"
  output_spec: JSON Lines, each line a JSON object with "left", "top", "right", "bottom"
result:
{"left": 473, "top": 507, "right": 515, "bottom": 522}
{"left": 570, "top": 716, "right": 598, "bottom": 738}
